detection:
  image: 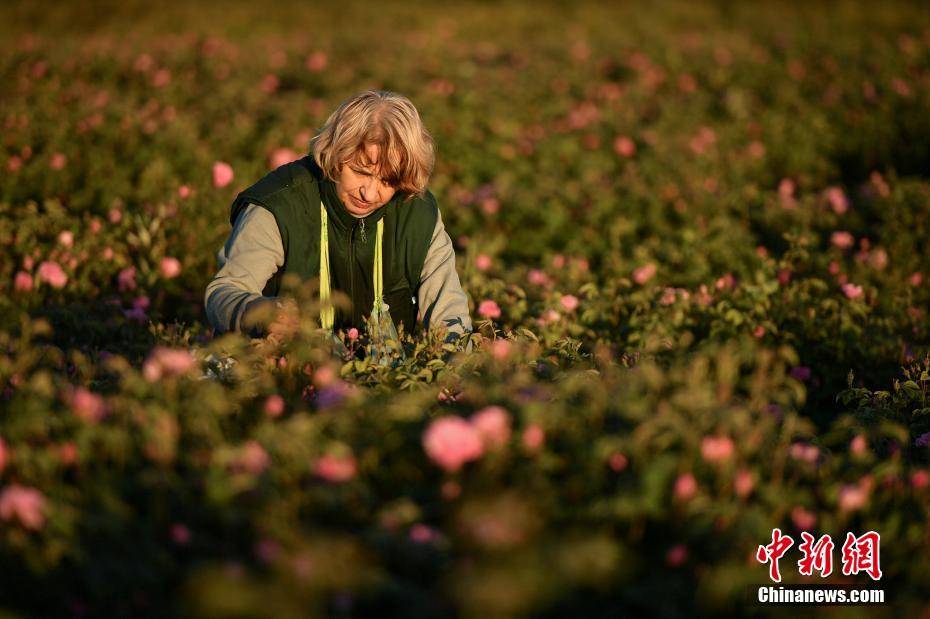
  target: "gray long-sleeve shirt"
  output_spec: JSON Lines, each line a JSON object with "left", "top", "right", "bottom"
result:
{"left": 205, "top": 202, "right": 473, "bottom": 340}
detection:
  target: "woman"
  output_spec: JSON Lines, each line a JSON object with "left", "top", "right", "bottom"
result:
{"left": 204, "top": 90, "right": 472, "bottom": 350}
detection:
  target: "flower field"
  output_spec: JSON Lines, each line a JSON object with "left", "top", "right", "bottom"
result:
{"left": 2, "top": 1, "right": 930, "bottom": 616}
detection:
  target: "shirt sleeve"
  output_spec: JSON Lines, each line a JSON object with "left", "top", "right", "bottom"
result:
{"left": 204, "top": 203, "right": 285, "bottom": 335}
{"left": 417, "top": 208, "right": 473, "bottom": 342}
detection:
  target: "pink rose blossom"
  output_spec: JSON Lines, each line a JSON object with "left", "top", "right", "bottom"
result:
{"left": 527, "top": 269, "right": 551, "bottom": 287}
{"left": 559, "top": 294, "right": 580, "bottom": 312}
{"left": 850, "top": 434, "right": 867, "bottom": 456}
{"left": 700, "top": 435, "right": 735, "bottom": 463}
{"left": 475, "top": 254, "right": 493, "bottom": 272}
{"left": 826, "top": 186, "right": 849, "bottom": 214}
{"left": 305, "top": 51, "right": 327, "bottom": 72}
{"left": 490, "top": 339, "right": 512, "bottom": 361}
{"left": 108, "top": 207, "right": 122, "bottom": 224}
{"left": 673, "top": 473, "right": 698, "bottom": 501}
{"left": 477, "top": 299, "right": 501, "bottom": 319}
{"left": 409, "top": 523, "right": 440, "bottom": 544}
{"left": 613, "top": 135, "right": 636, "bottom": 158}
{"left": 608, "top": 452, "right": 628, "bottom": 472}
{"left": 789, "top": 442, "right": 819, "bottom": 463}
{"left": 142, "top": 347, "right": 197, "bottom": 382}
{"left": 70, "top": 387, "right": 106, "bottom": 423}
{"left": 791, "top": 506, "right": 817, "bottom": 531}
{"left": 269, "top": 147, "right": 298, "bottom": 169}
{"left": 0, "top": 438, "right": 7, "bottom": 474}
{"left": 422, "top": 416, "right": 484, "bottom": 472}
{"left": 178, "top": 185, "right": 192, "bottom": 199}
{"left": 58, "top": 230, "right": 74, "bottom": 248}
{"left": 14, "top": 271, "right": 33, "bottom": 292}
{"left": 37, "top": 261, "right": 68, "bottom": 289}
{"left": 838, "top": 483, "right": 868, "bottom": 512}
{"left": 470, "top": 405, "right": 512, "bottom": 450}
{"left": 160, "top": 257, "right": 182, "bottom": 279}
{"left": 49, "top": 152, "right": 67, "bottom": 170}
{"left": 633, "top": 263, "right": 657, "bottom": 285}
{"left": 830, "top": 231, "right": 854, "bottom": 249}
{"left": 264, "top": 394, "right": 285, "bottom": 418}
{"left": 666, "top": 544, "right": 688, "bottom": 567}
{"left": 233, "top": 441, "right": 270, "bottom": 475}
{"left": 118, "top": 266, "right": 137, "bottom": 292}
{"left": 171, "top": 523, "right": 191, "bottom": 545}
{"left": 0, "top": 485, "right": 46, "bottom": 530}
{"left": 347, "top": 328, "right": 359, "bottom": 341}
{"left": 313, "top": 454, "right": 357, "bottom": 483}
{"left": 212, "top": 161, "right": 234, "bottom": 188}
{"left": 521, "top": 424, "right": 545, "bottom": 451}
{"left": 778, "top": 178, "right": 797, "bottom": 209}
{"left": 910, "top": 469, "right": 929, "bottom": 489}
{"left": 842, "top": 283, "right": 863, "bottom": 299}
{"left": 734, "top": 468, "right": 754, "bottom": 498}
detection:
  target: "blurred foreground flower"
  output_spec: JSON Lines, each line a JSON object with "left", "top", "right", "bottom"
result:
{"left": 423, "top": 416, "right": 484, "bottom": 472}
{"left": 0, "top": 485, "right": 46, "bottom": 530}
{"left": 212, "top": 161, "right": 234, "bottom": 188}
{"left": 143, "top": 347, "right": 197, "bottom": 381}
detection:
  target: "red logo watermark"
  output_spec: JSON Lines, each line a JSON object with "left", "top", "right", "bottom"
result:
{"left": 757, "top": 529, "right": 881, "bottom": 582}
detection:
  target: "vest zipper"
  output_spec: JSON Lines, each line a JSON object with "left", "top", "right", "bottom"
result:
{"left": 359, "top": 218, "right": 367, "bottom": 243}
{"left": 348, "top": 223, "right": 356, "bottom": 326}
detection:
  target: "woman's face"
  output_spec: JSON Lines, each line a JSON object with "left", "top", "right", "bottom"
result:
{"left": 334, "top": 143, "right": 397, "bottom": 218}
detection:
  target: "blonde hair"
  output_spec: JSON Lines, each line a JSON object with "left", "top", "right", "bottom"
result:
{"left": 311, "top": 90, "right": 435, "bottom": 200}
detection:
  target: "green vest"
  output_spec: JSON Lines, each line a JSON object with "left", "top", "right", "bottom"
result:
{"left": 229, "top": 156, "right": 438, "bottom": 336}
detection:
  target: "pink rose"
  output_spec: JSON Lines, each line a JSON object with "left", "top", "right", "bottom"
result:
{"left": 118, "top": 266, "right": 137, "bottom": 292}
{"left": 521, "top": 424, "right": 545, "bottom": 451}
{"left": 212, "top": 161, "right": 234, "bottom": 188}
{"left": 700, "top": 435, "right": 734, "bottom": 463}
{"left": 171, "top": 523, "right": 191, "bottom": 545}
{"left": 347, "top": 328, "right": 359, "bottom": 341}
{"left": 313, "top": 454, "right": 357, "bottom": 483}
{"left": 470, "top": 405, "right": 511, "bottom": 450}
{"left": 791, "top": 506, "right": 816, "bottom": 531}
{"left": 613, "top": 135, "right": 636, "bottom": 158}
{"left": 838, "top": 483, "right": 868, "bottom": 512}
{"left": 0, "top": 438, "right": 7, "bottom": 474}
{"left": 666, "top": 544, "right": 688, "bottom": 567}
{"left": 842, "top": 283, "right": 863, "bottom": 299}
{"left": 178, "top": 185, "right": 192, "bottom": 199}
{"left": 14, "top": 271, "right": 33, "bottom": 292}
{"left": 160, "top": 257, "right": 182, "bottom": 279}
{"left": 475, "top": 254, "right": 493, "bottom": 272}
{"left": 633, "top": 263, "right": 657, "bottom": 285}
{"left": 70, "top": 386, "right": 106, "bottom": 423}
{"left": 490, "top": 339, "right": 512, "bottom": 361}
{"left": 264, "top": 394, "right": 285, "bottom": 418}
{"left": 37, "top": 261, "right": 68, "bottom": 289}
{"left": 734, "top": 468, "right": 754, "bottom": 497}
{"left": 826, "top": 186, "right": 848, "bottom": 214}
{"left": 305, "top": 51, "right": 327, "bottom": 72}
{"left": 58, "top": 230, "right": 74, "bottom": 248}
{"left": 0, "top": 485, "right": 46, "bottom": 530}
{"left": 269, "top": 147, "right": 298, "bottom": 169}
{"left": 422, "top": 416, "right": 484, "bottom": 472}
{"left": 477, "top": 299, "right": 501, "bottom": 319}
{"left": 142, "top": 347, "right": 196, "bottom": 382}
{"left": 673, "top": 473, "right": 698, "bottom": 501}
{"left": 559, "top": 294, "right": 580, "bottom": 312}
{"left": 608, "top": 452, "right": 628, "bottom": 472}
{"left": 233, "top": 441, "right": 270, "bottom": 475}
{"left": 49, "top": 152, "right": 67, "bottom": 170}
{"left": 850, "top": 434, "right": 867, "bottom": 456}
{"left": 527, "top": 269, "right": 551, "bottom": 287}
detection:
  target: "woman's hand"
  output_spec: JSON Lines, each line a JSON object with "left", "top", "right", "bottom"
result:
{"left": 241, "top": 296, "right": 300, "bottom": 343}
